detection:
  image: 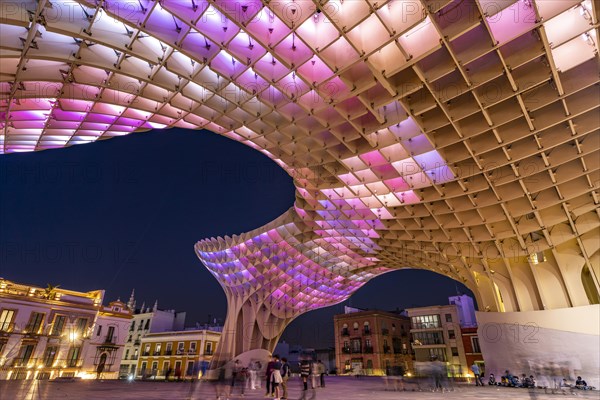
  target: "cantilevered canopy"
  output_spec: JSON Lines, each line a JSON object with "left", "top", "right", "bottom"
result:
{"left": 2, "top": 0, "right": 599, "bottom": 362}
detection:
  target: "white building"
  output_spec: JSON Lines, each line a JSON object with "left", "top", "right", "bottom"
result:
{"left": 119, "top": 291, "right": 186, "bottom": 378}
{"left": 0, "top": 278, "right": 131, "bottom": 380}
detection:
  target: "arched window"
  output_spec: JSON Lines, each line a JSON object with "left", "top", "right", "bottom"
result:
{"left": 392, "top": 323, "right": 396, "bottom": 332}
{"left": 353, "top": 322, "right": 359, "bottom": 331}
{"left": 364, "top": 321, "right": 371, "bottom": 334}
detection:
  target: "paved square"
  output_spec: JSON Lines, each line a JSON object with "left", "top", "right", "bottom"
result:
{"left": 1, "top": 377, "right": 597, "bottom": 400}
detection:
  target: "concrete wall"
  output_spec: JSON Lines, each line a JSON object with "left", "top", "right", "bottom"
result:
{"left": 476, "top": 306, "right": 600, "bottom": 388}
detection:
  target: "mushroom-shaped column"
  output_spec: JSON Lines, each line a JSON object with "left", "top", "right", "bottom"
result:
{"left": 195, "top": 208, "right": 390, "bottom": 367}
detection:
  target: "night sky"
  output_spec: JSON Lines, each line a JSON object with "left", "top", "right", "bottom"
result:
{"left": 0, "top": 129, "right": 473, "bottom": 348}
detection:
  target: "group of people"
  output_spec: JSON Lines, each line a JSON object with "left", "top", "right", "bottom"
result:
{"left": 486, "top": 370, "right": 537, "bottom": 388}
{"left": 215, "top": 355, "right": 327, "bottom": 400}
{"left": 471, "top": 366, "right": 595, "bottom": 392}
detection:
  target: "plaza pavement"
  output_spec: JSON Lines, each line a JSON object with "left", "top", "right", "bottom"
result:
{"left": 1, "top": 376, "right": 597, "bottom": 400}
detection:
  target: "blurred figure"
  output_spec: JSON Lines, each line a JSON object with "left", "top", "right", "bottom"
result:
{"left": 311, "top": 359, "right": 319, "bottom": 389}
{"left": 265, "top": 355, "right": 276, "bottom": 397}
{"left": 300, "top": 358, "right": 311, "bottom": 391}
{"left": 271, "top": 355, "right": 283, "bottom": 400}
{"left": 318, "top": 360, "right": 326, "bottom": 388}
{"left": 281, "top": 357, "right": 291, "bottom": 400}
{"left": 470, "top": 363, "right": 483, "bottom": 386}
{"left": 488, "top": 373, "right": 497, "bottom": 385}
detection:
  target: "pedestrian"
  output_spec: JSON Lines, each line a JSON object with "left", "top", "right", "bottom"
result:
{"left": 271, "top": 355, "right": 283, "bottom": 400}
{"left": 281, "top": 357, "right": 291, "bottom": 399}
{"left": 471, "top": 363, "right": 483, "bottom": 386}
{"left": 231, "top": 360, "right": 244, "bottom": 396}
{"left": 311, "top": 359, "right": 319, "bottom": 389}
{"left": 266, "top": 355, "right": 276, "bottom": 396}
{"left": 248, "top": 360, "right": 257, "bottom": 390}
{"left": 300, "top": 359, "right": 311, "bottom": 391}
{"left": 317, "top": 360, "right": 326, "bottom": 388}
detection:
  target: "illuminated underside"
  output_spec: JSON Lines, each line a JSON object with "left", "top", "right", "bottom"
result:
{"left": 2, "top": 0, "right": 599, "bottom": 364}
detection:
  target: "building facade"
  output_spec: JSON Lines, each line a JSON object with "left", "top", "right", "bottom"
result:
{"left": 0, "top": 278, "right": 131, "bottom": 380}
{"left": 136, "top": 330, "right": 221, "bottom": 380}
{"left": 334, "top": 308, "right": 412, "bottom": 376}
{"left": 461, "top": 327, "right": 484, "bottom": 375}
{"left": 407, "top": 295, "right": 477, "bottom": 377}
{"left": 119, "top": 292, "right": 186, "bottom": 379}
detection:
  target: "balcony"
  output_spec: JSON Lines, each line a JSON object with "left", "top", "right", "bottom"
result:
{"left": 176, "top": 350, "right": 185, "bottom": 355}
{"left": 134, "top": 340, "right": 141, "bottom": 346}
{"left": 204, "top": 350, "right": 213, "bottom": 356}
{"left": 164, "top": 350, "right": 172, "bottom": 356}
{"left": 188, "top": 350, "right": 197, "bottom": 355}
{"left": 153, "top": 351, "right": 161, "bottom": 356}
{"left": 103, "top": 337, "right": 115, "bottom": 345}
{"left": 381, "top": 328, "right": 389, "bottom": 335}
{"left": 383, "top": 345, "right": 391, "bottom": 354}
{"left": 363, "top": 328, "right": 371, "bottom": 335}
{"left": 341, "top": 329, "right": 349, "bottom": 336}
{"left": 130, "top": 355, "right": 138, "bottom": 360}
{"left": 342, "top": 347, "right": 351, "bottom": 354}
{"left": 364, "top": 346, "right": 373, "bottom": 354}
{"left": 142, "top": 352, "right": 150, "bottom": 357}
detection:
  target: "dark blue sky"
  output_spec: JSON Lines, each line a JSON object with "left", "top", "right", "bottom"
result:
{"left": 0, "top": 129, "right": 472, "bottom": 348}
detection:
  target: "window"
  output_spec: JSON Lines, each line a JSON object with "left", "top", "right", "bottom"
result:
{"left": 43, "top": 346, "right": 58, "bottom": 367}
{"left": 353, "top": 322, "right": 359, "bottom": 331}
{"left": 163, "top": 361, "right": 170, "bottom": 375}
{"left": 412, "top": 331, "right": 444, "bottom": 345}
{"left": 154, "top": 343, "right": 162, "bottom": 355}
{"left": 105, "top": 326, "right": 115, "bottom": 343}
{"left": 351, "top": 339, "right": 361, "bottom": 353}
{"left": 138, "top": 320, "right": 144, "bottom": 331}
{"left": 205, "top": 342, "right": 212, "bottom": 355}
{"left": 383, "top": 339, "right": 390, "bottom": 353}
{"left": 448, "top": 330, "right": 456, "bottom": 340}
{"left": 344, "top": 360, "right": 351, "bottom": 372}
{"left": 151, "top": 361, "right": 158, "bottom": 372}
{"left": 96, "top": 325, "right": 102, "bottom": 336}
{"left": 392, "top": 323, "right": 396, "bottom": 332}
{"left": 428, "top": 348, "right": 446, "bottom": 361}
{"left": 141, "top": 361, "right": 147, "bottom": 374}
{"left": 471, "top": 337, "right": 481, "bottom": 353}
{"left": 129, "top": 322, "right": 135, "bottom": 331}
{"left": 15, "top": 344, "right": 35, "bottom": 366}
{"left": 144, "top": 320, "right": 150, "bottom": 330}
{"left": 26, "top": 312, "right": 45, "bottom": 334}
{"left": 366, "top": 360, "right": 373, "bottom": 370}
{"left": 186, "top": 361, "right": 194, "bottom": 375}
{"left": 451, "top": 347, "right": 459, "bottom": 357}
{"left": 363, "top": 321, "right": 370, "bottom": 334}
{"left": 75, "top": 318, "right": 88, "bottom": 335}
{"left": 177, "top": 342, "right": 185, "bottom": 355}
{"left": 0, "top": 310, "right": 15, "bottom": 332}
{"left": 143, "top": 344, "right": 150, "bottom": 356}
{"left": 166, "top": 342, "right": 173, "bottom": 355}
{"left": 445, "top": 314, "right": 452, "bottom": 323}
{"left": 365, "top": 338, "right": 372, "bottom": 347}
{"left": 67, "top": 346, "right": 81, "bottom": 367}
{"left": 125, "top": 349, "right": 130, "bottom": 360}
{"left": 50, "top": 315, "right": 66, "bottom": 336}
{"left": 189, "top": 342, "right": 197, "bottom": 354}
{"left": 411, "top": 315, "right": 441, "bottom": 329}
{"left": 174, "top": 360, "right": 182, "bottom": 373}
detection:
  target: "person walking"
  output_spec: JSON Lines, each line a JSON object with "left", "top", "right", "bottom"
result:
{"left": 281, "top": 357, "right": 291, "bottom": 399}
{"left": 300, "top": 359, "right": 311, "bottom": 391}
{"left": 266, "top": 356, "right": 276, "bottom": 397}
{"left": 317, "top": 360, "right": 326, "bottom": 388}
{"left": 271, "top": 355, "right": 283, "bottom": 400}
{"left": 311, "top": 359, "right": 319, "bottom": 389}
{"left": 471, "top": 363, "right": 483, "bottom": 386}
